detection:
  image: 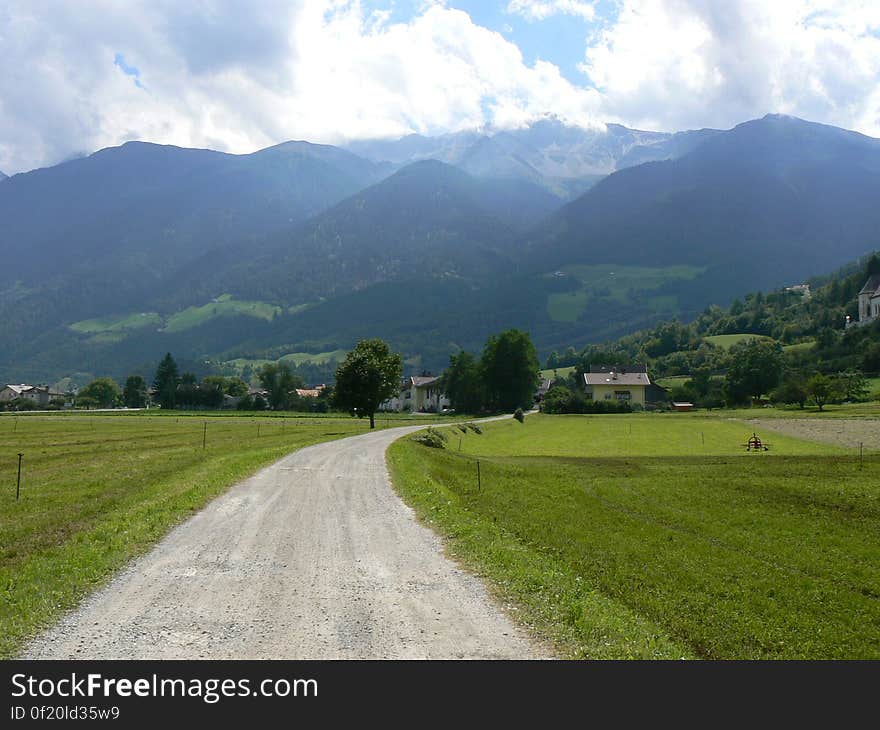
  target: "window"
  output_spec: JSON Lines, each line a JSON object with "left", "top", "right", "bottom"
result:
{"left": 614, "top": 390, "right": 632, "bottom": 401}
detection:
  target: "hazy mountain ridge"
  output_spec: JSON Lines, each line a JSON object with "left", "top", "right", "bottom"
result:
{"left": 2, "top": 114, "right": 879, "bottom": 384}
{"left": 528, "top": 115, "right": 880, "bottom": 298}
{"left": 345, "top": 117, "right": 722, "bottom": 194}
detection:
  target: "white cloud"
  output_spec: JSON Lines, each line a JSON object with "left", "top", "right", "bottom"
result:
{"left": 0, "top": 0, "right": 602, "bottom": 174}
{"left": 580, "top": 0, "right": 880, "bottom": 134}
{"left": 1, "top": 0, "right": 878, "bottom": 175}
{"left": 506, "top": 1, "right": 596, "bottom": 22}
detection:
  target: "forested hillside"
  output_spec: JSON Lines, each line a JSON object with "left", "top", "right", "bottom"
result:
{"left": 546, "top": 253, "right": 880, "bottom": 406}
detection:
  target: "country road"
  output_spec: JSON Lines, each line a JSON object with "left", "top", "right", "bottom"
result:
{"left": 23, "top": 424, "right": 543, "bottom": 659}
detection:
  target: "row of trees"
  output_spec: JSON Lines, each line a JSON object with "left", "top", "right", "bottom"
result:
{"left": 663, "top": 337, "right": 871, "bottom": 410}
{"left": 441, "top": 329, "right": 540, "bottom": 413}
{"left": 329, "top": 331, "right": 542, "bottom": 429}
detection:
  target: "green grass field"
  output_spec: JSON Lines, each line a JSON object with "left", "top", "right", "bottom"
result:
{"left": 69, "top": 295, "right": 282, "bottom": 338}
{"left": 703, "top": 333, "right": 773, "bottom": 349}
{"left": 223, "top": 349, "right": 348, "bottom": 376}
{"left": 388, "top": 414, "right": 879, "bottom": 659}
{"left": 0, "top": 413, "right": 427, "bottom": 658}
{"left": 164, "top": 294, "right": 281, "bottom": 333}
{"left": 546, "top": 264, "right": 704, "bottom": 323}
{"left": 540, "top": 366, "right": 575, "bottom": 380}
{"left": 70, "top": 312, "right": 163, "bottom": 335}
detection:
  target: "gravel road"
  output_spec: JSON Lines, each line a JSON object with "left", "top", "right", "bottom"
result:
{"left": 23, "top": 425, "right": 542, "bottom": 659}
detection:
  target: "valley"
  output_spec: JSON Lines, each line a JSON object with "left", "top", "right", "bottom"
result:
{"left": 2, "top": 114, "right": 880, "bottom": 388}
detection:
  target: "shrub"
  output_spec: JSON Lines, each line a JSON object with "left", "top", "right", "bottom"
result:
{"left": 513, "top": 407, "right": 525, "bottom": 423}
{"left": 411, "top": 427, "right": 448, "bottom": 449}
{"left": 466, "top": 422, "right": 483, "bottom": 434}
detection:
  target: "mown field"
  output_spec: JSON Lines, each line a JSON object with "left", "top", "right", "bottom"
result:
{"left": 545, "top": 264, "right": 705, "bottom": 323}
{"left": 0, "top": 412, "right": 427, "bottom": 658}
{"left": 388, "top": 413, "right": 880, "bottom": 659}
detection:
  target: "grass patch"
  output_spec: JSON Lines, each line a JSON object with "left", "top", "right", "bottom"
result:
{"left": 0, "top": 413, "right": 402, "bottom": 658}
{"left": 70, "top": 312, "right": 162, "bottom": 335}
{"left": 164, "top": 294, "right": 281, "bottom": 333}
{"left": 545, "top": 264, "right": 705, "bottom": 323}
{"left": 704, "top": 333, "right": 773, "bottom": 350}
{"left": 540, "top": 366, "right": 575, "bottom": 380}
{"left": 223, "top": 349, "right": 348, "bottom": 375}
{"left": 783, "top": 340, "right": 816, "bottom": 353}
{"left": 389, "top": 414, "right": 878, "bottom": 658}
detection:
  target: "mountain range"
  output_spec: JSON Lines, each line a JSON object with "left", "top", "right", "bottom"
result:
{"left": 1, "top": 114, "right": 878, "bottom": 386}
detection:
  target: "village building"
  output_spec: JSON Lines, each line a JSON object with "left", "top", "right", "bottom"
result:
{"left": 382, "top": 374, "right": 450, "bottom": 412}
{"left": 857, "top": 274, "right": 880, "bottom": 324}
{"left": 294, "top": 384, "right": 326, "bottom": 399}
{"left": 583, "top": 365, "right": 651, "bottom": 406}
{"left": 0, "top": 384, "right": 64, "bottom": 407}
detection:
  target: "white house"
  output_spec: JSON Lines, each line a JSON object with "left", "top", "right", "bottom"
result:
{"left": 583, "top": 366, "right": 651, "bottom": 406}
{"left": 857, "top": 274, "right": 880, "bottom": 324}
{"left": 382, "top": 375, "right": 450, "bottom": 412}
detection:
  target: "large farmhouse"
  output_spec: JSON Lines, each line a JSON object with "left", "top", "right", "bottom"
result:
{"left": 382, "top": 374, "right": 450, "bottom": 412}
{"left": 583, "top": 365, "right": 652, "bottom": 406}
{"left": 0, "top": 384, "right": 64, "bottom": 407}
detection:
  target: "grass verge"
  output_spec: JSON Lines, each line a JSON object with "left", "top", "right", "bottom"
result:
{"left": 388, "top": 414, "right": 880, "bottom": 659}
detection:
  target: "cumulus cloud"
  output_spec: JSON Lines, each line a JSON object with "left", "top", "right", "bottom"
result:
{"left": 506, "top": 1, "right": 596, "bottom": 21}
{"left": 580, "top": 0, "right": 880, "bottom": 134}
{"left": 0, "top": 0, "right": 878, "bottom": 174}
{"left": 0, "top": 0, "right": 602, "bottom": 173}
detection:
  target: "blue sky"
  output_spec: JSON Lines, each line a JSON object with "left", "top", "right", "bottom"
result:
{"left": 359, "top": 0, "right": 614, "bottom": 87}
{"left": 1, "top": 1, "right": 878, "bottom": 174}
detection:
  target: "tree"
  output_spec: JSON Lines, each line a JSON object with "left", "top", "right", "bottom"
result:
{"left": 79, "top": 377, "right": 120, "bottom": 408}
{"left": 807, "top": 373, "right": 834, "bottom": 411}
{"left": 833, "top": 370, "right": 868, "bottom": 402}
{"left": 770, "top": 377, "right": 808, "bottom": 409}
{"left": 723, "top": 338, "right": 783, "bottom": 404}
{"left": 480, "top": 329, "right": 540, "bottom": 412}
{"left": 440, "top": 350, "right": 483, "bottom": 413}
{"left": 258, "top": 363, "right": 303, "bottom": 410}
{"left": 332, "top": 338, "right": 403, "bottom": 428}
{"left": 153, "top": 353, "right": 180, "bottom": 409}
{"left": 123, "top": 375, "right": 148, "bottom": 408}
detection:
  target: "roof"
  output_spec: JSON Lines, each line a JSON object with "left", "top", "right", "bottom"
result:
{"left": 410, "top": 376, "right": 440, "bottom": 389}
{"left": 859, "top": 274, "right": 880, "bottom": 295}
{"left": 2, "top": 384, "right": 33, "bottom": 395}
{"left": 295, "top": 388, "right": 322, "bottom": 398}
{"left": 584, "top": 371, "right": 651, "bottom": 387}
{"left": 589, "top": 364, "right": 647, "bottom": 373}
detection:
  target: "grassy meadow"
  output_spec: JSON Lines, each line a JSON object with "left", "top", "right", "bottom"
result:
{"left": 545, "top": 264, "right": 705, "bottom": 323}
{"left": 388, "top": 413, "right": 880, "bottom": 659}
{"left": 0, "top": 412, "right": 428, "bottom": 658}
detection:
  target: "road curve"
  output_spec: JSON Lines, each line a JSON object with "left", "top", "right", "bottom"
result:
{"left": 23, "top": 424, "right": 542, "bottom": 659}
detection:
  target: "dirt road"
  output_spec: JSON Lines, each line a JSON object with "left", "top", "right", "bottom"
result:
{"left": 23, "top": 425, "right": 542, "bottom": 659}
{"left": 747, "top": 418, "right": 880, "bottom": 450}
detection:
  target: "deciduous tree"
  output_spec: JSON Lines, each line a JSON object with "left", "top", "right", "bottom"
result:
{"left": 79, "top": 377, "right": 120, "bottom": 408}
{"left": 122, "top": 375, "right": 148, "bottom": 408}
{"left": 332, "top": 339, "right": 403, "bottom": 429}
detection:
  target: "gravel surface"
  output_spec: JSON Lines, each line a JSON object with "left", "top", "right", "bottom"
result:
{"left": 747, "top": 418, "right": 880, "bottom": 450}
{"left": 23, "top": 424, "right": 543, "bottom": 659}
